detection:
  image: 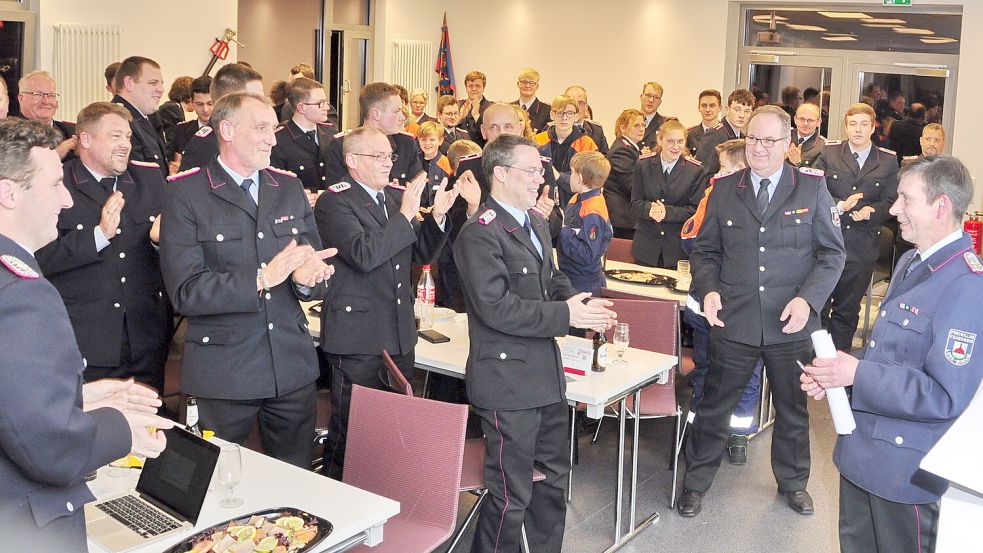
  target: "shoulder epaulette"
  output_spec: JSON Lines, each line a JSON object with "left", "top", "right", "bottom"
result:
{"left": 274, "top": 125, "right": 287, "bottom": 133}
{"left": 639, "top": 152, "right": 658, "bottom": 160}
{"left": 0, "top": 254, "right": 39, "bottom": 279}
{"left": 328, "top": 182, "right": 351, "bottom": 193}
{"left": 539, "top": 155, "right": 552, "bottom": 164}
{"left": 878, "top": 146, "right": 896, "bottom": 155}
{"left": 194, "top": 126, "right": 213, "bottom": 138}
{"left": 713, "top": 168, "right": 740, "bottom": 180}
{"left": 398, "top": 130, "right": 415, "bottom": 138}
{"left": 459, "top": 153, "right": 482, "bottom": 162}
{"left": 964, "top": 252, "right": 983, "bottom": 274}
{"left": 902, "top": 155, "right": 920, "bottom": 161}
{"left": 478, "top": 208, "right": 497, "bottom": 225}
{"left": 387, "top": 181, "right": 407, "bottom": 191}
{"left": 684, "top": 156, "right": 702, "bottom": 166}
{"left": 799, "top": 166, "right": 825, "bottom": 177}
{"left": 334, "top": 129, "right": 351, "bottom": 139}
{"left": 176, "top": 120, "right": 195, "bottom": 127}
{"left": 167, "top": 167, "right": 201, "bottom": 181}
{"left": 687, "top": 124, "right": 700, "bottom": 132}
{"left": 129, "top": 159, "right": 159, "bottom": 169}
{"left": 711, "top": 122, "right": 724, "bottom": 130}
{"left": 824, "top": 140, "right": 842, "bottom": 146}
{"left": 317, "top": 121, "right": 335, "bottom": 128}
{"left": 267, "top": 166, "right": 297, "bottom": 177}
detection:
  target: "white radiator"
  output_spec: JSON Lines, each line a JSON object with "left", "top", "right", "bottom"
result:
{"left": 392, "top": 39, "right": 436, "bottom": 114}
{"left": 52, "top": 23, "right": 121, "bottom": 122}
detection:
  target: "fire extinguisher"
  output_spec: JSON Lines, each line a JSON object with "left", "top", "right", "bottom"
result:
{"left": 964, "top": 212, "right": 982, "bottom": 255}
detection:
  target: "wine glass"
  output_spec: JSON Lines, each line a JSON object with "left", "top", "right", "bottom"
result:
{"left": 612, "top": 323, "right": 630, "bottom": 365}
{"left": 217, "top": 444, "right": 244, "bottom": 508}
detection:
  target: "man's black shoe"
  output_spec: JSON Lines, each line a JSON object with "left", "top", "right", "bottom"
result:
{"left": 782, "top": 490, "right": 815, "bottom": 515}
{"left": 727, "top": 434, "right": 749, "bottom": 465}
{"left": 677, "top": 489, "right": 704, "bottom": 517}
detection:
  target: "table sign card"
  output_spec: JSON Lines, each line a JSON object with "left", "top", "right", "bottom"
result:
{"left": 559, "top": 336, "right": 593, "bottom": 376}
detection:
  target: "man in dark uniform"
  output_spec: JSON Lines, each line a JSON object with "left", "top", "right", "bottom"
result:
{"left": 167, "top": 75, "right": 211, "bottom": 172}
{"left": 17, "top": 70, "right": 77, "bottom": 161}
{"left": 802, "top": 155, "right": 983, "bottom": 553}
{"left": 695, "top": 89, "right": 755, "bottom": 176}
{"left": 315, "top": 127, "right": 456, "bottom": 479}
{"left": 459, "top": 70, "right": 493, "bottom": 143}
{"left": 178, "top": 64, "right": 264, "bottom": 172}
{"left": 270, "top": 77, "right": 336, "bottom": 203}
{"left": 639, "top": 81, "right": 670, "bottom": 151}
{"left": 112, "top": 56, "right": 167, "bottom": 177}
{"left": 787, "top": 103, "right": 826, "bottom": 168}
{"left": 0, "top": 117, "right": 172, "bottom": 551}
{"left": 454, "top": 134, "right": 616, "bottom": 553}
{"left": 323, "top": 82, "right": 422, "bottom": 187}
{"left": 36, "top": 102, "right": 172, "bottom": 391}
{"left": 566, "top": 85, "right": 609, "bottom": 154}
{"left": 686, "top": 89, "right": 722, "bottom": 157}
{"left": 436, "top": 94, "right": 469, "bottom": 156}
{"left": 887, "top": 103, "right": 927, "bottom": 163}
{"left": 511, "top": 68, "right": 551, "bottom": 135}
{"left": 681, "top": 105, "right": 846, "bottom": 517}
{"left": 814, "top": 103, "right": 900, "bottom": 353}
{"left": 160, "top": 92, "right": 335, "bottom": 468}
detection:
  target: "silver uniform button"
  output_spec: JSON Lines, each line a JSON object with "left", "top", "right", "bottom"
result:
{"left": 258, "top": 232, "right": 264, "bottom": 239}
{"left": 291, "top": 228, "right": 298, "bottom": 235}
{"left": 395, "top": 264, "right": 400, "bottom": 270}
{"left": 397, "top": 298, "right": 402, "bottom": 305}
{"left": 870, "top": 340, "right": 876, "bottom": 347}
{"left": 149, "top": 215, "right": 156, "bottom": 222}
{"left": 83, "top": 358, "right": 87, "bottom": 368}
{"left": 759, "top": 246, "right": 765, "bottom": 252}
{"left": 299, "top": 165, "right": 305, "bottom": 170}
{"left": 268, "top": 323, "right": 274, "bottom": 330}
{"left": 66, "top": 501, "right": 74, "bottom": 512}
{"left": 116, "top": 228, "right": 121, "bottom": 235}
{"left": 120, "top": 277, "right": 126, "bottom": 283}
{"left": 726, "top": 220, "right": 733, "bottom": 226}
{"left": 852, "top": 186, "right": 857, "bottom": 191}
{"left": 759, "top": 266, "right": 765, "bottom": 272}
{"left": 795, "top": 219, "right": 801, "bottom": 224}
{"left": 319, "top": 162, "right": 324, "bottom": 167}
{"left": 261, "top": 262, "right": 267, "bottom": 268}
{"left": 881, "top": 311, "right": 886, "bottom": 318}
{"left": 660, "top": 231, "right": 665, "bottom": 236}
{"left": 875, "top": 182, "right": 880, "bottom": 187}
{"left": 895, "top": 436, "right": 904, "bottom": 445}
{"left": 265, "top": 293, "right": 271, "bottom": 300}
{"left": 401, "top": 173, "right": 406, "bottom": 178}
{"left": 202, "top": 336, "right": 210, "bottom": 343}
{"left": 397, "top": 282, "right": 402, "bottom": 288}
{"left": 902, "top": 319, "right": 909, "bottom": 326}
{"left": 77, "top": 224, "right": 84, "bottom": 230}
{"left": 522, "top": 267, "right": 528, "bottom": 274}
{"left": 833, "top": 175, "right": 838, "bottom": 179}
{"left": 760, "top": 227, "right": 765, "bottom": 233}
{"left": 758, "top": 286, "right": 764, "bottom": 292}
{"left": 345, "top": 306, "right": 352, "bottom": 312}
{"left": 114, "top": 303, "right": 120, "bottom": 308}
{"left": 119, "top": 252, "right": 125, "bottom": 258}
{"left": 846, "top": 225, "right": 851, "bottom": 229}
{"left": 499, "top": 352, "right": 507, "bottom": 360}
{"left": 216, "top": 234, "right": 224, "bottom": 241}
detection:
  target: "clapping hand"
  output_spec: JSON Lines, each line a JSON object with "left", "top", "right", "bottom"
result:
{"left": 399, "top": 173, "right": 428, "bottom": 222}
{"left": 850, "top": 206, "right": 875, "bottom": 221}
{"left": 431, "top": 178, "right": 460, "bottom": 225}
{"left": 567, "top": 292, "right": 618, "bottom": 333}
{"left": 291, "top": 247, "right": 338, "bottom": 286}
{"left": 457, "top": 170, "right": 482, "bottom": 215}
{"left": 83, "top": 379, "right": 161, "bottom": 414}
{"left": 100, "top": 191, "right": 125, "bottom": 239}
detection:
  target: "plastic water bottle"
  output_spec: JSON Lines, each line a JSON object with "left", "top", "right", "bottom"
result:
{"left": 416, "top": 265, "right": 435, "bottom": 330}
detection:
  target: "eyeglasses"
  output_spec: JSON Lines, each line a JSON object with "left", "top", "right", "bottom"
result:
{"left": 351, "top": 152, "right": 398, "bottom": 162}
{"left": 518, "top": 80, "right": 539, "bottom": 87}
{"left": 552, "top": 110, "right": 578, "bottom": 119}
{"left": 745, "top": 135, "right": 787, "bottom": 148}
{"left": 300, "top": 100, "right": 327, "bottom": 109}
{"left": 441, "top": 111, "right": 460, "bottom": 118}
{"left": 505, "top": 165, "right": 546, "bottom": 177}
{"left": 922, "top": 137, "right": 943, "bottom": 144}
{"left": 22, "top": 91, "right": 59, "bottom": 101}
{"left": 641, "top": 93, "right": 662, "bottom": 101}
{"left": 795, "top": 117, "right": 818, "bottom": 124}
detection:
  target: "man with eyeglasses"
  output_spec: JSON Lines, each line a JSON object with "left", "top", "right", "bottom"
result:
{"left": 323, "top": 82, "right": 422, "bottom": 188}
{"left": 696, "top": 89, "right": 756, "bottom": 176}
{"left": 565, "top": 85, "right": 609, "bottom": 155}
{"left": 814, "top": 103, "right": 900, "bottom": 354}
{"left": 787, "top": 102, "right": 826, "bottom": 169}
{"left": 639, "top": 81, "right": 671, "bottom": 151}
{"left": 315, "top": 126, "right": 457, "bottom": 480}
{"left": 435, "top": 94, "right": 469, "bottom": 156}
{"left": 681, "top": 105, "right": 845, "bottom": 518}
{"left": 510, "top": 68, "right": 551, "bottom": 135}
{"left": 17, "top": 70, "right": 76, "bottom": 161}
{"left": 270, "top": 77, "right": 336, "bottom": 207}
{"left": 535, "top": 95, "right": 598, "bottom": 208}
{"left": 111, "top": 56, "right": 168, "bottom": 177}
{"left": 687, "top": 89, "right": 722, "bottom": 157}
{"left": 455, "top": 133, "right": 617, "bottom": 553}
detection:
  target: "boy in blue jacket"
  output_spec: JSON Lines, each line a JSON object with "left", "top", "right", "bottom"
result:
{"left": 558, "top": 151, "right": 613, "bottom": 295}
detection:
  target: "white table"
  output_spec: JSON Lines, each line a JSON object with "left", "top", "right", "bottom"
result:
{"left": 415, "top": 316, "right": 677, "bottom": 552}
{"left": 603, "top": 260, "right": 688, "bottom": 305}
{"left": 87, "top": 438, "right": 399, "bottom": 553}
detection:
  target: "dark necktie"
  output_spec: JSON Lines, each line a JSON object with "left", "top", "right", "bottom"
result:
{"left": 756, "top": 178, "right": 771, "bottom": 216}
{"left": 376, "top": 191, "right": 388, "bottom": 219}
{"left": 98, "top": 177, "right": 116, "bottom": 203}
{"left": 854, "top": 151, "right": 862, "bottom": 171}
{"left": 305, "top": 129, "right": 318, "bottom": 145}
{"left": 664, "top": 166, "right": 671, "bottom": 178}
{"left": 797, "top": 137, "right": 806, "bottom": 145}
{"left": 523, "top": 213, "right": 542, "bottom": 259}
{"left": 904, "top": 253, "right": 922, "bottom": 280}
{"left": 240, "top": 178, "right": 255, "bottom": 205}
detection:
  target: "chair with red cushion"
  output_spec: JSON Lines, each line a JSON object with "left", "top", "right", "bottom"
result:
{"left": 604, "top": 237, "right": 635, "bottom": 265}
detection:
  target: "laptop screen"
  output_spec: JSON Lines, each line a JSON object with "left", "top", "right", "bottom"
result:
{"left": 135, "top": 428, "right": 220, "bottom": 524}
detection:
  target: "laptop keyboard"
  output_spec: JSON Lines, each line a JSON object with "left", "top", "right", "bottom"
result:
{"left": 96, "top": 495, "right": 181, "bottom": 537}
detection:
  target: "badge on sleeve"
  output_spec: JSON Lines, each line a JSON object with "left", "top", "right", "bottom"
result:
{"left": 830, "top": 206, "right": 841, "bottom": 228}
{"left": 589, "top": 225, "right": 598, "bottom": 240}
{"left": 945, "top": 329, "right": 976, "bottom": 366}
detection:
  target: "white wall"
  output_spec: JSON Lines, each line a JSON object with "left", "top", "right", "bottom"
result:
{"left": 35, "top": 0, "right": 239, "bottom": 86}
{"left": 376, "top": 0, "right": 983, "bottom": 205}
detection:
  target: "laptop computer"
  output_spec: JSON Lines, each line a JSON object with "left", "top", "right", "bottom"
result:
{"left": 86, "top": 427, "right": 220, "bottom": 552}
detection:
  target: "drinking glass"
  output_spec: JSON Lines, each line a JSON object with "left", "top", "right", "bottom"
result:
{"left": 218, "top": 444, "right": 244, "bottom": 508}
{"left": 612, "top": 323, "right": 630, "bottom": 365}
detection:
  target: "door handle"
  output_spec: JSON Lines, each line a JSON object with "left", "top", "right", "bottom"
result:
{"left": 343, "top": 79, "right": 351, "bottom": 93}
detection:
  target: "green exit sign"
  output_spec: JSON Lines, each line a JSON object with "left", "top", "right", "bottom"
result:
{"left": 884, "top": 0, "right": 912, "bottom": 5}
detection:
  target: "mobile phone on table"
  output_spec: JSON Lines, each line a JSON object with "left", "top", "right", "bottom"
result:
{"left": 418, "top": 329, "right": 450, "bottom": 344}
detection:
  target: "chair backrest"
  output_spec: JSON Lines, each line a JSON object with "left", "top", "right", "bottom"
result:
{"left": 382, "top": 349, "right": 414, "bottom": 396}
{"left": 605, "top": 237, "right": 635, "bottom": 265}
{"left": 600, "top": 287, "right": 662, "bottom": 302}
{"left": 345, "top": 385, "right": 468, "bottom": 537}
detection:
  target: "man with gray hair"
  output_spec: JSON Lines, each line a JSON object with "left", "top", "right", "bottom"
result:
{"left": 17, "top": 70, "right": 77, "bottom": 160}
{"left": 161, "top": 92, "right": 336, "bottom": 467}
{"left": 802, "top": 155, "right": 983, "bottom": 553}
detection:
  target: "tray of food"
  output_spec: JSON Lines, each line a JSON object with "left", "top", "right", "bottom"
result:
{"left": 164, "top": 508, "right": 331, "bottom": 553}
{"left": 605, "top": 269, "right": 673, "bottom": 287}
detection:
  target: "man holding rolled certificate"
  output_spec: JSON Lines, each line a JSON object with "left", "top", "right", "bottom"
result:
{"left": 681, "top": 105, "right": 845, "bottom": 518}
{"left": 801, "top": 155, "right": 983, "bottom": 553}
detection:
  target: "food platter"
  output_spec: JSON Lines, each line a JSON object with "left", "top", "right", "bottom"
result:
{"left": 163, "top": 508, "right": 331, "bottom": 553}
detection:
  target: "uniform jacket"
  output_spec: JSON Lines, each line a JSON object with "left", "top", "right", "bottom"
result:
{"left": 314, "top": 176, "right": 449, "bottom": 356}
{"left": 558, "top": 188, "right": 613, "bottom": 295}
{"left": 270, "top": 120, "right": 337, "bottom": 192}
{"left": 511, "top": 97, "right": 552, "bottom": 135}
{"left": 157, "top": 100, "right": 185, "bottom": 143}
{"left": 631, "top": 154, "right": 707, "bottom": 268}
{"left": 112, "top": 95, "right": 168, "bottom": 177}
{"left": 323, "top": 130, "right": 423, "bottom": 188}
{"left": 453, "top": 197, "right": 580, "bottom": 410}
{"left": 159, "top": 159, "right": 329, "bottom": 400}
{"left": 686, "top": 122, "right": 714, "bottom": 157}
{"left": 419, "top": 153, "right": 452, "bottom": 208}
{"left": 603, "top": 136, "right": 641, "bottom": 231}
{"left": 177, "top": 125, "right": 218, "bottom": 172}
{"left": 695, "top": 117, "right": 742, "bottom": 176}
{"left": 580, "top": 120, "right": 609, "bottom": 155}
{"left": 813, "top": 141, "right": 900, "bottom": 263}
{"left": 167, "top": 119, "right": 202, "bottom": 161}
{"left": 835, "top": 235, "right": 983, "bottom": 504}
{"left": 36, "top": 158, "right": 170, "bottom": 368}
{"left": 641, "top": 112, "right": 670, "bottom": 151}
{"left": 691, "top": 165, "right": 846, "bottom": 346}
{"left": 535, "top": 126, "right": 599, "bottom": 207}
{"left": 790, "top": 129, "right": 826, "bottom": 168}
{"left": 459, "top": 96, "right": 492, "bottom": 143}
{"left": 0, "top": 234, "right": 130, "bottom": 550}
{"left": 438, "top": 126, "right": 470, "bottom": 156}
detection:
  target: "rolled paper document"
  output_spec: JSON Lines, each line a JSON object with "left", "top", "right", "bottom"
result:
{"left": 810, "top": 330, "right": 856, "bottom": 435}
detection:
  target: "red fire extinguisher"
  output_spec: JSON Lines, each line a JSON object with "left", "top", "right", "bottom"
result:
{"left": 964, "top": 212, "right": 982, "bottom": 255}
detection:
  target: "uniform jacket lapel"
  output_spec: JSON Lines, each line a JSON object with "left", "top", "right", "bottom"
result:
{"left": 206, "top": 163, "right": 257, "bottom": 220}
{"left": 256, "top": 169, "right": 284, "bottom": 224}
{"left": 858, "top": 146, "right": 882, "bottom": 180}
{"left": 288, "top": 121, "right": 318, "bottom": 156}
{"left": 68, "top": 162, "right": 106, "bottom": 205}
{"left": 490, "top": 197, "right": 542, "bottom": 262}
{"left": 840, "top": 142, "right": 861, "bottom": 176}
{"left": 735, "top": 170, "right": 762, "bottom": 223}
{"left": 351, "top": 180, "right": 389, "bottom": 227}
{"left": 763, "top": 164, "right": 797, "bottom": 222}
